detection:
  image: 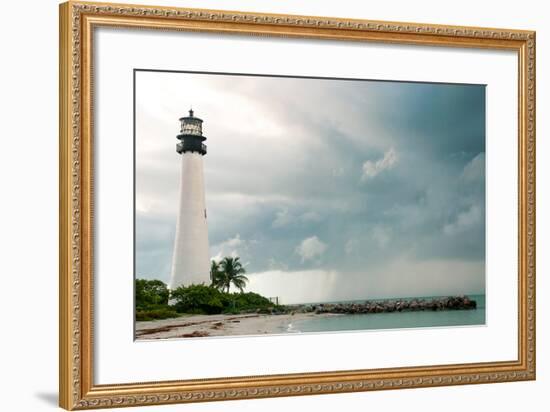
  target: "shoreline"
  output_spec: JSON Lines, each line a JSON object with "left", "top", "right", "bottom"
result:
{"left": 135, "top": 312, "right": 340, "bottom": 340}
{"left": 135, "top": 295, "right": 482, "bottom": 339}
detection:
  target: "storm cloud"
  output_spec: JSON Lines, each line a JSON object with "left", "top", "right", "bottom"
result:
{"left": 135, "top": 71, "right": 485, "bottom": 303}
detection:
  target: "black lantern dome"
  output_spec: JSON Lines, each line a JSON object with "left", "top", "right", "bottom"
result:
{"left": 176, "top": 109, "right": 207, "bottom": 155}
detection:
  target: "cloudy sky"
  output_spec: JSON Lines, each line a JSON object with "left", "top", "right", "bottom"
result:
{"left": 135, "top": 70, "right": 486, "bottom": 304}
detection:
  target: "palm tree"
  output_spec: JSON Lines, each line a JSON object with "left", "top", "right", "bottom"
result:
{"left": 210, "top": 260, "right": 222, "bottom": 285}
{"left": 212, "top": 256, "right": 248, "bottom": 293}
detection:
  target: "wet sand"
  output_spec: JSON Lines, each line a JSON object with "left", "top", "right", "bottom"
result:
{"left": 135, "top": 312, "right": 338, "bottom": 339}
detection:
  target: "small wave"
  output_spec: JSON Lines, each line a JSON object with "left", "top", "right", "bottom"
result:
{"left": 286, "top": 322, "right": 302, "bottom": 333}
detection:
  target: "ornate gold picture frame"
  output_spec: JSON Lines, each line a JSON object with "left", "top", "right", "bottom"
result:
{"left": 59, "top": 1, "right": 536, "bottom": 409}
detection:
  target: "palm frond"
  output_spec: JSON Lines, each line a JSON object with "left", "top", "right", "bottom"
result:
{"left": 216, "top": 256, "right": 249, "bottom": 293}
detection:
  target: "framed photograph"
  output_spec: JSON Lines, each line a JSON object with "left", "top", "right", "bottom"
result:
{"left": 59, "top": 1, "right": 536, "bottom": 409}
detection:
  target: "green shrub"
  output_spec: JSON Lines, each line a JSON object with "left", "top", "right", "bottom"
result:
{"left": 136, "top": 307, "right": 178, "bottom": 321}
{"left": 220, "top": 292, "right": 286, "bottom": 314}
{"left": 231, "top": 292, "right": 272, "bottom": 311}
{"left": 135, "top": 278, "right": 170, "bottom": 309}
{"left": 136, "top": 280, "right": 287, "bottom": 317}
{"left": 170, "top": 284, "right": 228, "bottom": 314}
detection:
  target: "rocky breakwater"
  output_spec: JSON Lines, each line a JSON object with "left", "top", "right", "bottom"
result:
{"left": 306, "top": 296, "right": 477, "bottom": 315}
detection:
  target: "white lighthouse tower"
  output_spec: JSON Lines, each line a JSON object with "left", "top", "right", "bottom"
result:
{"left": 169, "top": 109, "right": 210, "bottom": 290}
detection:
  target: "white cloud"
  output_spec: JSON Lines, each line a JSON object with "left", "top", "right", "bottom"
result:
{"left": 224, "top": 234, "right": 243, "bottom": 248}
{"left": 462, "top": 152, "right": 485, "bottom": 182}
{"left": 267, "top": 257, "right": 289, "bottom": 271}
{"left": 361, "top": 147, "right": 398, "bottom": 181}
{"left": 272, "top": 208, "right": 292, "bottom": 228}
{"left": 443, "top": 204, "right": 482, "bottom": 236}
{"left": 273, "top": 209, "right": 322, "bottom": 228}
{"left": 211, "top": 252, "right": 223, "bottom": 263}
{"left": 296, "top": 236, "right": 327, "bottom": 262}
{"left": 211, "top": 234, "right": 245, "bottom": 261}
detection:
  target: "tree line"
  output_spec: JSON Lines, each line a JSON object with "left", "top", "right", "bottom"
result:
{"left": 136, "top": 257, "right": 283, "bottom": 321}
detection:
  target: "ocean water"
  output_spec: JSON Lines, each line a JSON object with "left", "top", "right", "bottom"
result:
{"left": 283, "top": 295, "right": 486, "bottom": 334}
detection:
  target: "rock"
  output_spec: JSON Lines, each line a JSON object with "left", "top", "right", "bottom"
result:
{"left": 306, "top": 296, "right": 476, "bottom": 315}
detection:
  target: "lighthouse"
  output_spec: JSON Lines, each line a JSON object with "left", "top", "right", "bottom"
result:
{"left": 169, "top": 109, "right": 210, "bottom": 290}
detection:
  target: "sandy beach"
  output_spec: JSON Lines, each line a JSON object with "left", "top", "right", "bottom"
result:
{"left": 136, "top": 312, "right": 338, "bottom": 339}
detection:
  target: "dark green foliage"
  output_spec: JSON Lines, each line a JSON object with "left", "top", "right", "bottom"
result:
{"left": 170, "top": 284, "right": 229, "bottom": 314}
{"left": 231, "top": 292, "right": 272, "bottom": 311}
{"left": 135, "top": 265, "right": 283, "bottom": 321}
{"left": 169, "top": 286, "right": 283, "bottom": 315}
{"left": 225, "top": 293, "right": 286, "bottom": 314}
{"left": 135, "top": 279, "right": 178, "bottom": 321}
{"left": 136, "top": 306, "right": 179, "bottom": 321}
{"left": 135, "top": 279, "right": 170, "bottom": 309}
{"left": 210, "top": 260, "right": 222, "bottom": 285}
{"left": 211, "top": 257, "right": 248, "bottom": 293}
